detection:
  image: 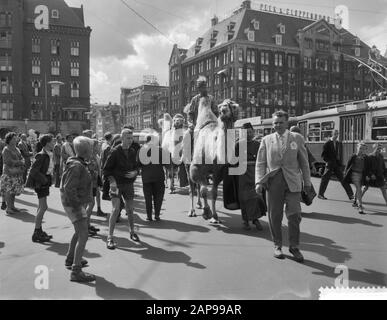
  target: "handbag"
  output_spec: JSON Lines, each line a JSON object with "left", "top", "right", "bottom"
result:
{"left": 301, "top": 183, "right": 316, "bottom": 206}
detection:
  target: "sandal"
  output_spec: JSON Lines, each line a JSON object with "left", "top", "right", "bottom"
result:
{"left": 130, "top": 233, "right": 140, "bottom": 242}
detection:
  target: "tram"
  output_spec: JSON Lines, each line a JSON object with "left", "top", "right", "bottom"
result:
{"left": 235, "top": 95, "right": 387, "bottom": 175}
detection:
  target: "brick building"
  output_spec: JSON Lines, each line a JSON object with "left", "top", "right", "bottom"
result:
{"left": 89, "top": 103, "right": 121, "bottom": 139}
{"left": 120, "top": 84, "right": 168, "bottom": 130}
{"left": 169, "top": 0, "right": 386, "bottom": 120}
{"left": 0, "top": 0, "right": 91, "bottom": 135}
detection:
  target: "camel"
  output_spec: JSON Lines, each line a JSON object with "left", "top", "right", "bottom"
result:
{"left": 159, "top": 114, "right": 203, "bottom": 215}
{"left": 188, "top": 98, "right": 239, "bottom": 224}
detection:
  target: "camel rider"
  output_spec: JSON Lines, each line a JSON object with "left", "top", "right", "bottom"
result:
{"left": 184, "top": 76, "right": 219, "bottom": 130}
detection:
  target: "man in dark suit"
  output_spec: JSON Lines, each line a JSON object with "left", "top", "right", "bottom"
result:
{"left": 318, "top": 130, "right": 354, "bottom": 200}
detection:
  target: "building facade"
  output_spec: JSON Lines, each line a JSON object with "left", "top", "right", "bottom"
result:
{"left": 0, "top": 0, "right": 91, "bottom": 135}
{"left": 89, "top": 103, "right": 121, "bottom": 139}
{"left": 120, "top": 84, "right": 168, "bottom": 130}
{"left": 169, "top": 0, "right": 386, "bottom": 120}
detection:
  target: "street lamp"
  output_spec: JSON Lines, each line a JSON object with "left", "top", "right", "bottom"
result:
{"left": 23, "top": 119, "right": 29, "bottom": 134}
{"left": 48, "top": 81, "right": 64, "bottom": 134}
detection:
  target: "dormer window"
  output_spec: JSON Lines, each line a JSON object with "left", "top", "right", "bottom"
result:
{"left": 355, "top": 47, "right": 361, "bottom": 57}
{"left": 355, "top": 37, "right": 360, "bottom": 46}
{"left": 52, "top": 10, "right": 59, "bottom": 19}
{"left": 196, "top": 38, "right": 203, "bottom": 46}
{"left": 278, "top": 23, "right": 285, "bottom": 34}
{"left": 275, "top": 35, "right": 283, "bottom": 46}
{"left": 211, "top": 30, "right": 219, "bottom": 39}
{"left": 251, "top": 19, "right": 259, "bottom": 30}
{"left": 247, "top": 30, "right": 255, "bottom": 41}
{"left": 228, "top": 22, "right": 236, "bottom": 31}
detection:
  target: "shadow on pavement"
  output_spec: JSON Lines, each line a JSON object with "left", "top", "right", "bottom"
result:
{"left": 302, "top": 212, "right": 383, "bottom": 227}
{"left": 304, "top": 260, "right": 387, "bottom": 288}
{"left": 92, "top": 276, "right": 156, "bottom": 300}
{"left": 213, "top": 210, "right": 352, "bottom": 264}
{"left": 112, "top": 237, "right": 206, "bottom": 269}
{"left": 134, "top": 218, "right": 211, "bottom": 234}
{"left": 16, "top": 199, "right": 66, "bottom": 217}
{"left": 362, "top": 201, "right": 387, "bottom": 208}
{"left": 44, "top": 241, "right": 102, "bottom": 259}
{"left": 4, "top": 210, "right": 36, "bottom": 223}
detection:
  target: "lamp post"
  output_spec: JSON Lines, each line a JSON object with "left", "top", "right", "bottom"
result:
{"left": 23, "top": 119, "right": 29, "bottom": 134}
{"left": 48, "top": 81, "right": 64, "bottom": 134}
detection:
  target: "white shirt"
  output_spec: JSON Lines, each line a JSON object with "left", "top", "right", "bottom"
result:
{"left": 46, "top": 151, "right": 54, "bottom": 175}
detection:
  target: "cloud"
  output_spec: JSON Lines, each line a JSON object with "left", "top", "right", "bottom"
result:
{"left": 358, "top": 17, "right": 387, "bottom": 52}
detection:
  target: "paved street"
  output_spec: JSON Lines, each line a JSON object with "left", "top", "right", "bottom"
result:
{"left": 0, "top": 177, "right": 386, "bottom": 300}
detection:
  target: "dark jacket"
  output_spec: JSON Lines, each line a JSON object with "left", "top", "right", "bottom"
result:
{"left": 60, "top": 157, "right": 92, "bottom": 208}
{"left": 321, "top": 139, "right": 343, "bottom": 168}
{"left": 344, "top": 154, "right": 371, "bottom": 185}
{"left": 25, "top": 150, "right": 51, "bottom": 189}
{"left": 103, "top": 144, "right": 139, "bottom": 185}
{"left": 139, "top": 145, "right": 167, "bottom": 184}
{"left": 367, "top": 153, "right": 387, "bottom": 188}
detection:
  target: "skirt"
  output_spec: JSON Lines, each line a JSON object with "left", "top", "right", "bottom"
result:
{"left": 0, "top": 174, "right": 24, "bottom": 196}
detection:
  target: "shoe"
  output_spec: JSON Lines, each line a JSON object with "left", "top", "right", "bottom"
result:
{"left": 358, "top": 206, "right": 365, "bottom": 215}
{"left": 349, "top": 195, "right": 355, "bottom": 201}
{"left": 289, "top": 247, "right": 304, "bottom": 263}
{"left": 243, "top": 221, "right": 251, "bottom": 231}
{"left": 88, "top": 228, "right": 97, "bottom": 237}
{"left": 155, "top": 216, "right": 161, "bottom": 222}
{"left": 32, "top": 230, "right": 51, "bottom": 243}
{"left": 96, "top": 209, "right": 107, "bottom": 217}
{"left": 274, "top": 247, "right": 285, "bottom": 260}
{"left": 5, "top": 209, "right": 18, "bottom": 215}
{"left": 146, "top": 217, "right": 153, "bottom": 222}
{"left": 89, "top": 226, "right": 100, "bottom": 233}
{"left": 70, "top": 270, "right": 96, "bottom": 283}
{"left": 253, "top": 219, "right": 263, "bottom": 231}
{"left": 318, "top": 195, "right": 328, "bottom": 200}
{"left": 41, "top": 230, "right": 53, "bottom": 240}
{"left": 1, "top": 202, "right": 6, "bottom": 210}
{"left": 352, "top": 200, "right": 358, "bottom": 208}
{"left": 106, "top": 238, "right": 117, "bottom": 250}
{"left": 65, "top": 258, "right": 88, "bottom": 269}
{"left": 130, "top": 233, "right": 140, "bottom": 242}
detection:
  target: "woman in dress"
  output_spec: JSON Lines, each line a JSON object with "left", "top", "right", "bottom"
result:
{"left": 0, "top": 132, "right": 25, "bottom": 214}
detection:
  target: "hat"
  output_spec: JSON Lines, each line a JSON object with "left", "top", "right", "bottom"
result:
{"left": 242, "top": 122, "right": 253, "bottom": 130}
{"left": 196, "top": 76, "right": 207, "bottom": 87}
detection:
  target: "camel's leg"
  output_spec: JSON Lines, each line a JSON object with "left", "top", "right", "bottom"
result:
{"left": 169, "top": 165, "right": 175, "bottom": 194}
{"left": 200, "top": 185, "right": 212, "bottom": 220}
{"left": 196, "top": 183, "right": 203, "bottom": 209}
{"left": 209, "top": 183, "right": 220, "bottom": 224}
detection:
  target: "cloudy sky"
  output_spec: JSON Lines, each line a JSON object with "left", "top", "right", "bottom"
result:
{"left": 64, "top": 0, "right": 387, "bottom": 104}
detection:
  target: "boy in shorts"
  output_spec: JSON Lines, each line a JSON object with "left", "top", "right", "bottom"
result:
{"left": 60, "top": 136, "right": 95, "bottom": 283}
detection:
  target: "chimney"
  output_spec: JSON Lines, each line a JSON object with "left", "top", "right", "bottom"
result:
{"left": 211, "top": 15, "right": 219, "bottom": 26}
{"left": 241, "top": 0, "right": 251, "bottom": 9}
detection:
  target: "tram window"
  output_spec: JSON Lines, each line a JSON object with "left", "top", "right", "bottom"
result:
{"left": 308, "top": 123, "right": 321, "bottom": 142}
{"left": 298, "top": 121, "right": 307, "bottom": 139}
{"left": 372, "top": 116, "right": 387, "bottom": 141}
{"left": 321, "top": 121, "right": 335, "bottom": 141}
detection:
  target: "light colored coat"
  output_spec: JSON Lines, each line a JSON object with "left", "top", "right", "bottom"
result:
{"left": 255, "top": 131, "right": 311, "bottom": 193}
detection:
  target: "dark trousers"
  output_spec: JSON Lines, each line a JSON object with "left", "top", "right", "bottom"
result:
{"left": 319, "top": 165, "right": 354, "bottom": 199}
{"left": 143, "top": 181, "right": 165, "bottom": 218}
{"left": 53, "top": 164, "right": 61, "bottom": 188}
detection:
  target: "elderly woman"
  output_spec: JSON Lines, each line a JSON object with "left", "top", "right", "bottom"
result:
{"left": 61, "top": 136, "right": 95, "bottom": 283}
{"left": 0, "top": 132, "right": 25, "bottom": 214}
{"left": 344, "top": 142, "right": 371, "bottom": 215}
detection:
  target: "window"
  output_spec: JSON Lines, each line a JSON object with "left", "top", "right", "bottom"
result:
{"left": 304, "top": 57, "right": 312, "bottom": 69}
{"left": 0, "top": 101, "right": 13, "bottom": 120}
{"left": 247, "top": 68, "right": 255, "bottom": 82}
{"left": 1, "top": 78, "right": 8, "bottom": 94}
{"left": 32, "top": 80, "right": 40, "bottom": 97}
{"left": 261, "top": 70, "right": 269, "bottom": 83}
{"left": 0, "top": 53, "right": 11, "bottom": 71}
{"left": 51, "top": 60, "right": 60, "bottom": 75}
{"left": 71, "top": 82, "right": 79, "bottom": 98}
{"left": 238, "top": 87, "right": 243, "bottom": 100}
{"left": 288, "top": 72, "right": 296, "bottom": 85}
{"left": 238, "top": 67, "right": 243, "bottom": 80}
{"left": 206, "top": 59, "right": 211, "bottom": 71}
{"left": 247, "top": 30, "right": 255, "bottom": 42}
{"left": 214, "top": 55, "right": 220, "bottom": 68}
{"left": 71, "top": 62, "right": 79, "bottom": 77}
{"left": 0, "top": 31, "right": 11, "bottom": 48}
{"left": 288, "top": 55, "right": 296, "bottom": 68}
{"left": 332, "top": 60, "right": 340, "bottom": 72}
{"left": 238, "top": 48, "right": 244, "bottom": 62}
{"left": 51, "top": 39, "right": 60, "bottom": 55}
{"left": 274, "top": 53, "right": 283, "bottom": 67}
{"left": 275, "top": 35, "right": 282, "bottom": 46}
{"left": 279, "top": 24, "right": 286, "bottom": 34}
{"left": 316, "top": 40, "right": 329, "bottom": 51}
{"left": 32, "top": 38, "right": 40, "bottom": 53}
{"left": 71, "top": 41, "right": 80, "bottom": 56}
{"left": 303, "top": 91, "right": 312, "bottom": 104}
{"left": 316, "top": 58, "right": 328, "bottom": 71}
{"left": 32, "top": 58, "right": 40, "bottom": 74}
{"left": 305, "top": 38, "right": 313, "bottom": 49}
{"left": 372, "top": 116, "right": 387, "bottom": 141}
{"left": 355, "top": 47, "right": 361, "bottom": 57}
{"left": 246, "top": 49, "right": 255, "bottom": 63}
{"left": 308, "top": 123, "right": 321, "bottom": 142}
{"left": 51, "top": 85, "right": 60, "bottom": 97}
{"left": 230, "top": 48, "right": 234, "bottom": 63}
{"left": 274, "top": 72, "right": 282, "bottom": 84}
{"left": 321, "top": 122, "right": 335, "bottom": 141}
{"left": 222, "top": 52, "right": 228, "bottom": 65}
{"left": 331, "top": 94, "right": 340, "bottom": 102}
{"left": 52, "top": 10, "right": 59, "bottom": 19}
{"left": 261, "top": 52, "right": 269, "bottom": 65}
{"left": 0, "top": 13, "right": 6, "bottom": 27}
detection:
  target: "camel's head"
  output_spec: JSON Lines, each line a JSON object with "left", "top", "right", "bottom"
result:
{"left": 218, "top": 99, "right": 239, "bottom": 123}
{"left": 173, "top": 114, "right": 185, "bottom": 129}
